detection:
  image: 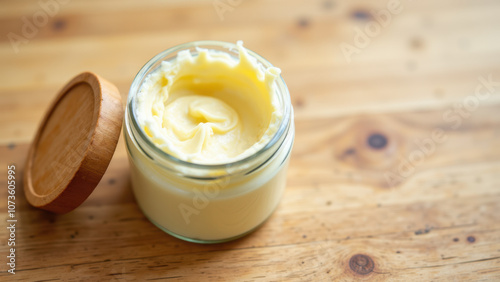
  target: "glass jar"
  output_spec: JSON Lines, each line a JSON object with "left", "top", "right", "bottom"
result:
{"left": 124, "top": 41, "right": 294, "bottom": 243}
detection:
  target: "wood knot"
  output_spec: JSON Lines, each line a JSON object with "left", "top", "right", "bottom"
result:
{"left": 410, "top": 37, "right": 424, "bottom": 50}
{"left": 322, "top": 0, "right": 334, "bottom": 9}
{"left": 334, "top": 119, "right": 399, "bottom": 170}
{"left": 331, "top": 118, "right": 408, "bottom": 188}
{"left": 53, "top": 19, "right": 66, "bottom": 31}
{"left": 367, "top": 133, "right": 388, "bottom": 149}
{"left": 294, "top": 98, "right": 305, "bottom": 108}
{"left": 351, "top": 10, "right": 372, "bottom": 21}
{"left": 297, "top": 18, "right": 310, "bottom": 28}
{"left": 349, "top": 254, "right": 374, "bottom": 275}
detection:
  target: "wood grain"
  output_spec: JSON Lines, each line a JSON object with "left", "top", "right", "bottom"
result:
{"left": 1, "top": 0, "right": 500, "bottom": 280}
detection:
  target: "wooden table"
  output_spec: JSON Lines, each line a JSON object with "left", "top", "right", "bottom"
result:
{"left": 1, "top": 0, "right": 500, "bottom": 280}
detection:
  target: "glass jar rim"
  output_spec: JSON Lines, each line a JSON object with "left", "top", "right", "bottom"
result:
{"left": 126, "top": 40, "right": 292, "bottom": 172}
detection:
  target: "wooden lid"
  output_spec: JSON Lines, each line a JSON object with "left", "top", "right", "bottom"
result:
{"left": 24, "top": 72, "right": 123, "bottom": 214}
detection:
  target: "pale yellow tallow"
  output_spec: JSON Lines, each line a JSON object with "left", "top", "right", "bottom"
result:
{"left": 136, "top": 41, "right": 282, "bottom": 164}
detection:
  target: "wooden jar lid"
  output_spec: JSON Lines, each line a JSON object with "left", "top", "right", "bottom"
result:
{"left": 24, "top": 72, "right": 123, "bottom": 214}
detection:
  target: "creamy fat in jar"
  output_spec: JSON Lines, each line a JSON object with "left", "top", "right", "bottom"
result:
{"left": 124, "top": 41, "right": 294, "bottom": 243}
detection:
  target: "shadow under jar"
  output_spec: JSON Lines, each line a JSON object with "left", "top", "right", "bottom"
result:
{"left": 124, "top": 41, "right": 294, "bottom": 243}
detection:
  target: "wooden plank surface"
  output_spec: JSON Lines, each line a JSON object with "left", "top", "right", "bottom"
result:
{"left": 1, "top": 0, "right": 500, "bottom": 280}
